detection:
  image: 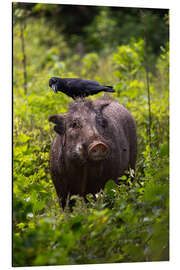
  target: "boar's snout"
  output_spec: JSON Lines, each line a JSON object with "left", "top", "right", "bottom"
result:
{"left": 88, "top": 141, "right": 109, "bottom": 161}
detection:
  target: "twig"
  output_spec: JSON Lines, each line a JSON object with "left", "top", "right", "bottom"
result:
{"left": 20, "top": 18, "right": 27, "bottom": 95}
{"left": 141, "top": 10, "right": 152, "bottom": 149}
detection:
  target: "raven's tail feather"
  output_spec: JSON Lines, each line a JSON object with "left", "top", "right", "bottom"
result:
{"left": 104, "top": 86, "right": 115, "bottom": 93}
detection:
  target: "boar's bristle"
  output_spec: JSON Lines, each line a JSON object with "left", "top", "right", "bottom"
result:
{"left": 68, "top": 99, "right": 94, "bottom": 113}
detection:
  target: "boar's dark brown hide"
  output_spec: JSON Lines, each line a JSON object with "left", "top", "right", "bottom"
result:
{"left": 49, "top": 97, "right": 137, "bottom": 209}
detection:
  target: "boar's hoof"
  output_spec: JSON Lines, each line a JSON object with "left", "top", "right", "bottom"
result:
{"left": 88, "top": 141, "right": 109, "bottom": 161}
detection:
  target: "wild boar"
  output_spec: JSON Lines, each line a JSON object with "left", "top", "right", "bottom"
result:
{"left": 49, "top": 97, "right": 137, "bottom": 209}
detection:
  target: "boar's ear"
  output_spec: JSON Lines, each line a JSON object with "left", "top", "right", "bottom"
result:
{"left": 49, "top": 114, "right": 66, "bottom": 135}
{"left": 49, "top": 114, "right": 66, "bottom": 124}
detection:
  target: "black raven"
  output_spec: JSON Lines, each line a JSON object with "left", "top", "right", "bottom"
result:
{"left": 49, "top": 77, "right": 115, "bottom": 99}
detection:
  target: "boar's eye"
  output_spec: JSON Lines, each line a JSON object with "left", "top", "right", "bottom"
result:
{"left": 72, "top": 121, "right": 77, "bottom": 128}
{"left": 70, "top": 119, "right": 82, "bottom": 129}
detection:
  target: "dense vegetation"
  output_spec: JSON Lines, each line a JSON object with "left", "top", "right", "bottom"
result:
{"left": 13, "top": 3, "right": 169, "bottom": 267}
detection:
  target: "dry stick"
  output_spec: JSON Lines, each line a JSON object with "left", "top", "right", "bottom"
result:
{"left": 141, "top": 10, "right": 152, "bottom": 149}
{"left": 20, "top": 19, "right": 27, "bottom": 95}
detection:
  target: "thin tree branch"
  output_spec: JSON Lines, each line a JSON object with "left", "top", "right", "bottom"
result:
{"left": 20, "top": 19, "right": 27, "bottom": 95}
{"left": 141, "top": 9, "right": 152, "bottom": 149}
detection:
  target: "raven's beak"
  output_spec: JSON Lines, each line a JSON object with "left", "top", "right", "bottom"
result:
{"left": 52, "top": 84, "right": 58, "bottom": 93}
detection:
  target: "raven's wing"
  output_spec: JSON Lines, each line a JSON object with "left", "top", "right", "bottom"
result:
{"left": 78, "top": 80, "right": 101, "bottom": 89}
{"left": 64, "top": 78, "right": 100, "bottom": 90}
{"left": 76, "top": 80, "right": 114, "bottom": 93}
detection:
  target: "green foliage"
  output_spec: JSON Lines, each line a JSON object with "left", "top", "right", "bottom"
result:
{"left": 13, "top": 3, "right": 169, "bottom": 57}
{"left": 113, "top": 39, "right": 145, "bottom": 98}
{"left": 84, "top": 7, "right": 168, "bottom": 56}
{"left": 82, "top": 53, "right": 99, "bottom": 77}
{"left": 84, "top": 8, "right": 118, "bottom": 51}
{"left": 13, "top": 9, "right": 169, "bottom": 267}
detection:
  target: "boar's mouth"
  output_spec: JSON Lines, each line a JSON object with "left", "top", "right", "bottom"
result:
{"left": 88, "top": 141, "right": 110, "bottom": 161}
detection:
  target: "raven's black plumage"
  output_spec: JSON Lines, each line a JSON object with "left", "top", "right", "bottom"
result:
{"left": 49, "top": 77, "right": 115, "bottom": 99}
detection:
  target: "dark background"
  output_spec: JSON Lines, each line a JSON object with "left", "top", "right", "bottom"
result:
{"left": 13, "top": 3, "right": 169, "bottom": 57}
